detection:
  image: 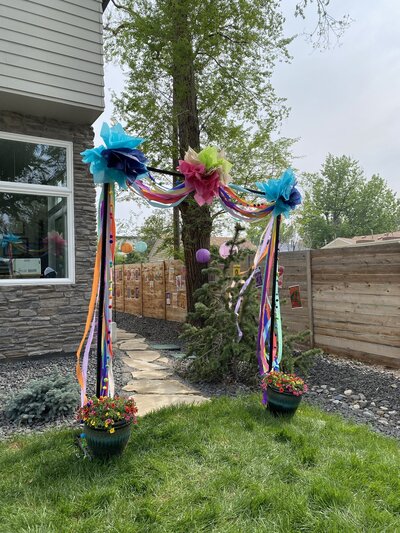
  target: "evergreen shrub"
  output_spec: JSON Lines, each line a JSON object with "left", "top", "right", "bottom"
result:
{"left": 5, "top": 373, "right": 79, "bottom": 424}
{"left": 181, "top": 224, "right": 319, "bottom": 384}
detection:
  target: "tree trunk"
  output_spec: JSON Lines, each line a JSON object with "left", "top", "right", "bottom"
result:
{"left": 171, "top": 0, "right": 213, "bottom": 313}
{"left": 172, "top": 91, "right": 180, "bottom": 259}
{"left": 180, "top": 200, "right": 212, "bottom": 313}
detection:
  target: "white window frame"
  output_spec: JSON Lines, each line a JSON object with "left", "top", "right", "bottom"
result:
{"left": 0, "top": 130, "right": 75, "bottom": 286}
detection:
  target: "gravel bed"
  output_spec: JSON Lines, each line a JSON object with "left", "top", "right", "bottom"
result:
{"left": 0, "top": 348, "right": 131, "bottom": 439}
{"left": 305, "top": 355, "right": 400, "bottom": 439}
{"left": 116, "top": 312, "right": 184, "bottom": 346}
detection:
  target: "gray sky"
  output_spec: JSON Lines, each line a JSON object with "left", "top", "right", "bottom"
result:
{"left": 94, "top": 0, "right": 400, "bottom": 228}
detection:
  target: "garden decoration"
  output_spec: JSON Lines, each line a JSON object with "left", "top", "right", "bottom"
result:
{"left": 77, "top": 395, "right": 138, "bottom": 458}
{"left": 219, "top": 242, "right": 238, "bottom": 259}
{"left": 261, "top": 371, "right": 308, "bottom": 416}
{"left": 135, "top": 240, "right": 148, "bottom": 253}
{"left": 196, "top": 248, "right": 211, "bottom": 263}
{"left": 78, "top": 123, "right": 301, "bottom": 405}
{"left": 120, "top": 241, "right": 133, "bottom": 254}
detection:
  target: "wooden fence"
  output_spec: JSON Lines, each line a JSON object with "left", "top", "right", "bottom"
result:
{"left": 115, "top": 260, "right": 187, "bottom": 322}
{"left": 115, "top": 242, "right": 400, "bottom": 367}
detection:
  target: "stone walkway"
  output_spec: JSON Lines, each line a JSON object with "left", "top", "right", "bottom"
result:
{"left": 116, "top": 328, "right": 208, "bottom": 416}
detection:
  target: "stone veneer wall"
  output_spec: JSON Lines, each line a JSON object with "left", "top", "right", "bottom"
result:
{"left": 0, "top": 111, "right": 96, "bottom": 359}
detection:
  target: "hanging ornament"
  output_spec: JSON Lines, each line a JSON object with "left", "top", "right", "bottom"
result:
{"left": 135, "top": 241, "right": 148, "bottom": 253}
{"left": 219, "top": 242, "right": 238, "bottom": 259}
{"left": 195, "top": 248, "right": 211, "bottom": 263}
{"left": 120, "top": 241, "right": 133, "bottom": 254}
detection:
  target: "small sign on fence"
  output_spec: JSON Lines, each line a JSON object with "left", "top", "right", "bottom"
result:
{"left": 289, "top": 285, "right": 302, "bottom": 309}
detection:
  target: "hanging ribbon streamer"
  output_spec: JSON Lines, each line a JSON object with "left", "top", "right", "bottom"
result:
{"left": 79, "top": 122, "right": 301, "bottom": 402}
{"left": 76, "top": 185, "right": 116, "bottom": 404}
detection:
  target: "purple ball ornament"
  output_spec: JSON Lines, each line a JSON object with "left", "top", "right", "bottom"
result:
{"left": 219, "top": 242, "right": 238, "bottom": 259}
{"left": 196, "top": 248, "right": 211, "bottom": 263}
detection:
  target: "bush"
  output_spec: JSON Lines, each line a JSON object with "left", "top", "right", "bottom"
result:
{"left": 180, "top": 224, "right": 319, "bottom": 384}
{"left": 180, "top": 224, "right": 260, "bottom": 384}
{"left": 5, "top": 373, "right": 79, "bottom": 425}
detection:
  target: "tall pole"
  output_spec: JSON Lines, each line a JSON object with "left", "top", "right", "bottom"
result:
{"left": 96, "top": 182, "right": 109, "bottom": 397}
{"left": 268, "top": 214, "right": 281, "bottom": 372}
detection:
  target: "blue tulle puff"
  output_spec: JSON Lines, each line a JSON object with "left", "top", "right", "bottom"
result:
{"left": 81, "top": 123, "right": 147, "bottom": 188}
{"left": 256, "top": 169, "right": 302, "bottom": 217}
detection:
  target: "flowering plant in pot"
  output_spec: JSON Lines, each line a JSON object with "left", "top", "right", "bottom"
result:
{"left": 261, "top": 371, "right": 308, "bottom": 416}
{"left": 77, "top": 395, "right": 138, "bottom": 458}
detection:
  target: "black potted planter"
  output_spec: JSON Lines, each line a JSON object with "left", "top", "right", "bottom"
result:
{"left": 84, "top": 420, "right": 132, "bottom": 459}
{"left": 267, "top": 385, "right": 303, "bottom": 416}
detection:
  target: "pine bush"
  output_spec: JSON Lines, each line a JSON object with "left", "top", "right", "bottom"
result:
{"left": 5, "top": 373, "right": 79, "bottom": 425}
{"left": 181, "top": 224, "right": 318, "bottom": 384}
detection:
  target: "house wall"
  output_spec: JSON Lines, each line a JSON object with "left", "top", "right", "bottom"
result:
{"left": 0, "top": 111, "right": 97, "bottom": 358}
{"left": 0, "top": 0, "right": 104, "bottom": 123}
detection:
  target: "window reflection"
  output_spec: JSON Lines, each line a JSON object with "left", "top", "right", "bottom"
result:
{"left": 0, "top": 139, "right": 67, "bottom": 187}
{"left": 0, "top": 193, "right": 68, "bottom": 279}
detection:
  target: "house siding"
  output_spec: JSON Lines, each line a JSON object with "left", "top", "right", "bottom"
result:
{"left": 0, "top": 111, "right": 97, "bottom": 359}
{"left": 0, "top": 0, "right": 104, "bottom": 119}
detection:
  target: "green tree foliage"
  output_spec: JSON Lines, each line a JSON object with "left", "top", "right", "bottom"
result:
{"left": 298, "top": 154, "right": 400, "bottom": 248}
{"left": 105, "top": 0, "right": 296, "bottom": 311}
{"left": 105, "top": 0, "right": 293, "bottom": 180}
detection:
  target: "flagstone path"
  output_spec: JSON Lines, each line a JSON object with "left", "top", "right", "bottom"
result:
{"left": 116, "top": 328, "right": 209, "bottom": 416}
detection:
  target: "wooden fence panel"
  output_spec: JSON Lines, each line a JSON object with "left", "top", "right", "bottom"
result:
{"left": 124, "top": 264, "right": 142, "bottom": 316}
{"left": 311, "top": 242, "right": 400, "bottom": 367}
{"left": 142, "top": 262, "right": 166, "bottom": 319}
{"left": 165, "top": 260, "right": 187, "bottom": 322}
{"left": 279, "top": 251, "right": 311, "bottom": 335}
{"left": 114, "top": 265, "right": 125, "bottom": 312}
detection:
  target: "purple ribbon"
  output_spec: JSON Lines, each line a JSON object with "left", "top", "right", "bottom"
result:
{"left": 234, "top": 218, "right": 274, "bottom": 340}
{"left": 80, "top": 312, "right": 96, "bottom": 406}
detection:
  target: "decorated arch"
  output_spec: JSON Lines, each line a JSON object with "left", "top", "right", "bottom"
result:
{"left": 77, "top": 123, "right": 301, "bottom": 404}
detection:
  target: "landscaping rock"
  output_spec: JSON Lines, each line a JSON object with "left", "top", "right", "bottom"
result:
{"left": 119, "top": 341, "right": 149, "bottom": 351}
{"left": 131, "top": 370, "right": 172, "bottom": 380}
{"left": 123, "top": 379, "right": 199, "bottom": 395}
{"left": 133, "top": 394, "right": 209, "bottom": 416}
{"left": 305, "top": 354, "right": 400, "bottom": 439}
{"left": 125, "top": 351, "right": 161, "bottom": 362}
{"left": 122, "top": 358, "right": 169, "bottom": 371}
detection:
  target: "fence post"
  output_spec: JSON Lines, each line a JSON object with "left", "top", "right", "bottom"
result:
{"left": 140, "top": 263, "right": 144, "bottom": 317}
{"left": 163, "top": 261, "right": 167, "bottom": 320}
{"left": 306, "top": 249, "right": 314, "bottom": 348}
{"left": 122, "top": 263, "right": 125, "bottom": 313}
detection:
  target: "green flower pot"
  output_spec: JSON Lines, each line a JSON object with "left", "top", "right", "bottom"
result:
{"left": 84, "top": 421, "right": 132, "bottom": 459}
{"left": 267, "top": 385, "right": 302, "bottom": 417}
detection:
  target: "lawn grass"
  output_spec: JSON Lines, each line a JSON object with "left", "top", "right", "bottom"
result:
{"left": 0, "top": 395, "right": 399, "bottom": 533}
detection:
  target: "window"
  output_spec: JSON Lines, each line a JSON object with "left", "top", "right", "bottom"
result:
{"left": 0, "top": 132, "right": 74, "bottom": 285}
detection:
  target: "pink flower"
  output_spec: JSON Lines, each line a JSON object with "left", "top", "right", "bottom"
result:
{"left": 178, "top": 161, "right": 220, "bottom": 206}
